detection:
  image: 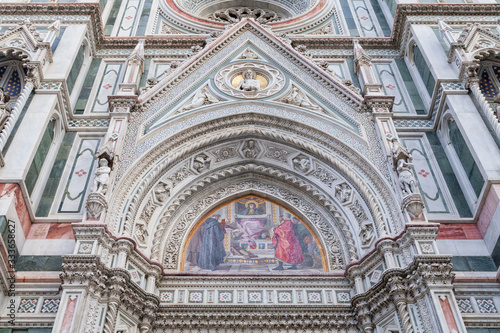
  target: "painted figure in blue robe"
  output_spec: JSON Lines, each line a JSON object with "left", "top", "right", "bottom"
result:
{"left": 198, "top": 213, "right": 226, "bottom": 270}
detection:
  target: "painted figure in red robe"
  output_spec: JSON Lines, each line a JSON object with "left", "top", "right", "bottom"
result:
{"left": 272, "top": 213, "right": 304, "bottom": 270}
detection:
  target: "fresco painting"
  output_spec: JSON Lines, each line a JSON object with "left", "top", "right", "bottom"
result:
{"left": 184, "top": 197, "right": 324, "bottom": 273}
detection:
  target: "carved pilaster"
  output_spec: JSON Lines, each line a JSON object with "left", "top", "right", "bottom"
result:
{"left": 353, "top": 40, "right": 383, "bottom": 96}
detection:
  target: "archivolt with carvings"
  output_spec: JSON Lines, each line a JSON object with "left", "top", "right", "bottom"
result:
{"left": 107, "top": 115, "right": 403, "bottom": 257}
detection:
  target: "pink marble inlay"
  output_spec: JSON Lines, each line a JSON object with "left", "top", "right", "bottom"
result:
{"left": 478, "top": 184, "right": 500, "bottom": 236}
{"left": 0, "top": 183, "right": 31, "bottom": 237}
{"left": 28, "top": 223, "right": 74, "bottom": 240}
{"left": 61, "top": 295, "right": 78, "bottom": 333}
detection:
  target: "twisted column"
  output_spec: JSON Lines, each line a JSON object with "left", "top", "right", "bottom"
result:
{"left": 470, "top": 82, "right": 500, "bottom": 140}
{"left": 102, "top": 300, "right": 119, "bottom": 333}
{"left": 0, "top": 80, "right": 34, "bottom": 152}
{"left": 396, "top": 300, "right": 414, "bottom": 333}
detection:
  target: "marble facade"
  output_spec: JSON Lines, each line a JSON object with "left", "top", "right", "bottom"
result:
{"left": 0, "top": 0, "right": 499, "bottom": 332}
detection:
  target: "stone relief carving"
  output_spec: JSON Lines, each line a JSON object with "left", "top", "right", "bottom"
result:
{"left": 265, "top": 146, "right": 291, "bottom": 163}
{"left": 359, "top": 223, "right": 374, "bottom": 246}
{"left": 208, "top": 7, "right": 282, "bottom": 24}
{"left": 349, "top": 198, "right": 368, "bottom": 223}
{"left": 242, "top": 140, "right": 259, "bottom": 158}
{"left": 211, "top": 145, "right": 238, "bottom": 162}
{"left": 140, "top": 197, "right": 156, "bottom": 221}
{"left": 167, "top": 163, "right": 193, "bottom": 187}
{"left": 306, "top": 22, "right": 334, "bottom": 35}
{"left": 160, "top": 180, "right": 346, "bottom": 270}
{"left": 134, "top": 222, "right": 149, "bottom": 244}
{"left": 215, "top": 62, "right": 285, "bottom": 99}
{"left": 335, "top": 183, "right": 352, "bottom": 204}
{"left": 281, "top": 85, "right": 322, "bottom": 111}
{"left": 238, "top": 47, "right": 259, "bottom": 60}
{"left": 292, "top": 154, "right": 311, "bottom": 173}
{"left": 160, "top": 22, "right": 184, "bottom": 35}
{"left": 180, "top": 85, "right": 220, "bottom": 112}
{"left": 192, "top": 153, "right": 211, "bottom": 173}
{"left": 311, "top": 163, "right": 336, "bottom": 187}
{"left": 154, "top": 181, "right": 171, "bottom": 203}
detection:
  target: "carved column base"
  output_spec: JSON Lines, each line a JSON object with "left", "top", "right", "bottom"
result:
{"left": 401, "top": 194, "right": 425, "bottom": 220}
{"left": 85, "top": 192, "right": 108, "bottom": 220}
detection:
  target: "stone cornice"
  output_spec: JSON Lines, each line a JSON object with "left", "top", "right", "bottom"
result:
{"left": 290, "top": 4, "right": 500, "bottom": 50}
{"left": 1, "top": 3, "right": 498, "bottom": 54}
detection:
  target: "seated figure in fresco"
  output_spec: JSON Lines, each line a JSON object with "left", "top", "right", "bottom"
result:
{"left": 198, "top": 213, "right": 226, "bottom": 271}
{"left": 272, "top": 213, "right": 304, "bottom": 270}
{"left": 234, "top": 202, "right": 268, "bottom": 248}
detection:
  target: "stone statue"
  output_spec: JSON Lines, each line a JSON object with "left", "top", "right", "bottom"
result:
{"left": 181, "top": 86, "right": 219, "bottom": 111}
{"left": 237, "top": 69, "right": 261, "bottom": 91}
{"left": 135, "top": 223, "right": 148, "bottom": 244}
{"left": 240, "top": 48, "right": 259, "bottom": 60}
{"left": 283, "top": 86, "right": 320, "bottom": 111}
{"left": 243, "top": 140, "right": 258, "bottom": 158}
{"left": 397, "top": 159, "right": 416, "bottom": 195}
{"left": 0, "top": 88, "right": 11, "bottom": 131}
{"left": 292, "top": 156, "right": 310, "bottom": 172}
{"left": 92, "top": 158, "right": 111, "bottom": 194}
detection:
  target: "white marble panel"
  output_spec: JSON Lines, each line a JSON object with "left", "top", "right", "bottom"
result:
{"left": 21, "top": 239, "right": 75, "bottom": 256}
{"left": 93, "top": 63, "right": 123, "bottom": 113}
{"left": 437, "top": 240, "right": 489, "bottom": 256}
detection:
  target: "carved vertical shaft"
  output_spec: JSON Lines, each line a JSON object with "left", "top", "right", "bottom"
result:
{"left": 396, "top": 300, "right": 414, "bottom": 333}
{"left": 102, "top": 300, "right": 119, "bottom": 333}
{"left": 0, "top": 81, "right": 33, "bottom": 151}
{"left": 470, "top": 82, "right": 500, "bottom": 139}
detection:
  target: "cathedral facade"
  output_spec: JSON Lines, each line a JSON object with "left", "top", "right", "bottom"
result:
{"left": 0, "top": 0, "right": 499, "bottom": 331}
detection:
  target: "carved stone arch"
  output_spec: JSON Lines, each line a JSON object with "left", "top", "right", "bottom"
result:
{"left": 156, "top": 175, "right": 348, "bottom": 271}
{"left": 141, "top": 160, "right": 366, "bottom": 264}
{"left": 108, "top": 115, "right": 403, "bottom": 244}
{"left": 0, "top": 47, "right": 32, "bottom": 63}
{"left": 471, "top": 47, "right": 500, "bottom": 62}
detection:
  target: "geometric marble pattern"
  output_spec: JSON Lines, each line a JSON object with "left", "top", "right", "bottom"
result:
{"left": 40, "top": 298, "right": 60, "bottom": 313}
{"left": 456, "top": 298, "right": 474, "bottom": 313}
{"left": 336, "top": 291, "right": 351, "bottom": 303}
{"left": 188, "top": 291, "right": 204, "bottom": 303}
{"left": 277, "top": 291, "right": 293, "bottom": 303}
{"left": 306, "top": 291, "right": 322, "bottom": 303}
{"left": 160, "top": 291, "right": 174, "bottom": 303}
{"left": 476, "top": 298, "right": 498, "bottom": 313}
{"left": 18, "top": 298, "right": 38, "bottom": 313}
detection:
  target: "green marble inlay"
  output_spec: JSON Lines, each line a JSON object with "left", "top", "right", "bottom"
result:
{"left": 451, "top": 256, "right": 496, "bottom": 272}
{"left": 105, "top": 0, "right": 122, "bottom": 35}
{"left": 67, "top": 45, "right": 85, "bottom": 95}
{"left": 449, "top": 120, "right": 484, "bottom": 197}
{"left": 395, "top": 59, "right": 426, "bottom": 115}
{"left": 75, "top": 58, "right": 102, "bottom": 114}
{"left": 15, "top": 256, "right": 63, "bottom": 271}
{"left": 36, "top": 132, "right": 76, "bottom": 217}
{"left": 339, "top": 0, "right": 359, "bottom": 36}
{"left": 26, "top": 119, "right": 56, "bottom": 196}
{"left": 426, "top": 132, "right": 472, "bottom": 217}
{"left": 136, "top": 0, "right": 153, "bottom": 36}
{"left": 3, "top": 93, "right": 34, "bottom": 155}
{"left": 413, "top": 44, "right": 436, "bottom": 97}
{"left": 369, "top": 0, "right": 391, "bottom": 37}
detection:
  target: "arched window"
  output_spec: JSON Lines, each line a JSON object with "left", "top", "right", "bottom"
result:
{"left": 478, "top": 60, "right": 500, "bottom": 101}
{"left": 0, "top": 59, "right": 26, "bottom": 102}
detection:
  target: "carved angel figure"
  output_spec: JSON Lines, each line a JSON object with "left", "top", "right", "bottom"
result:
{"left": 92, "top": 158, "right": 111, "bottom": 194}
{"left": 154, "top": 182, "right": 170, "bottom": 203}
{"left": 237, "top": 69, "right": 261, "bottom": 91}
{"left": 181, "top": 86, "right": 219, "bottom": 111}
{"left": 397, "top": 159, "right": 416, "bottom": 195}
{"left": 283, "top": 87, "right": 320, "bottom": 111}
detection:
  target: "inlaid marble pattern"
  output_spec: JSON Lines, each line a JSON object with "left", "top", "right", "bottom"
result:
{"left": 92, "top": 63, "right": 123, "bottom": 113}
{"left": 58, "top": 138, "right": 101, "bottom": 214}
